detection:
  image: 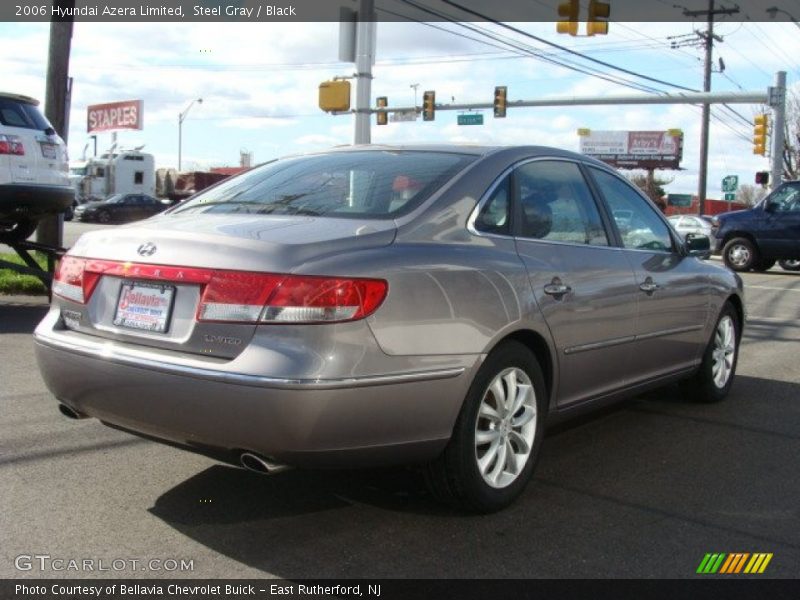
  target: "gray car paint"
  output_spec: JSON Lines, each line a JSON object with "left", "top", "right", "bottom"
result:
{"left": 34, "top": 145, "right": 744, "bottom": 468}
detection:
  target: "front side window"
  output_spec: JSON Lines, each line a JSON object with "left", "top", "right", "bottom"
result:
{"left": 171, "top": 151, "right": 475, "bottom": 219}
{"left": 514, "top": 161, "right": 608, "bottom": 246}
{"left": 590, "top": 168, "right": 673, "bottom": 252}
{"left": 767, "top": 183, "right": 800, "bottom": 213}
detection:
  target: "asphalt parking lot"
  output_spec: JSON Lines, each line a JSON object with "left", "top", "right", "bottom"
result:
{"left": 1, "top": 237, "right": 798, "bottom": 579}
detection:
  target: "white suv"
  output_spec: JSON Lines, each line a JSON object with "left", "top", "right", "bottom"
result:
{"left": 0, "top": 92, "right": 73, "bottom": 243}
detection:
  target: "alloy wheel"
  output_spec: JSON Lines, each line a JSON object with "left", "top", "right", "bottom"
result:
{"left": 474, "top": 367, "right": 537, "bottom": 489}
{"left": 711, "top": 315, "right": 736, "bottom": 389}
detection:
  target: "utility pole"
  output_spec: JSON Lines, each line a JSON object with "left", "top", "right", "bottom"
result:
{"left": 37, "top": 0, "right": 75, "bottom": 248}
{"left": 354, "top": 0, "right": 376, "bottom": 144}
{"left": 683, "top": 0, "right": 739, "bottom": 215}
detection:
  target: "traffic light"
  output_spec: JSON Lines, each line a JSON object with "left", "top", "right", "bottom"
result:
{"left": 587, "top": 0, "right": 610, "bottom": 36}
{"left": 376, "top": 96, "right": 388, "bottom": 126}
{"left": 422, "top": 91, "right": 435, "bottom": 121}
{"left": 755, "top": 171, "right": 770, "bottom": 185}
{"left": 493, "top": 86, "right": 507, "bottom": 118}
{"left": 753, "top": 113, "right": 768, "bottom": 156}
{"left": 556, "top": 0, "right": 579, "bottom": 35}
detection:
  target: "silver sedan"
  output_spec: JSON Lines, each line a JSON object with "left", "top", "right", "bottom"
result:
{"left": 35, "top": 145, "right": 744, "bottom": 512}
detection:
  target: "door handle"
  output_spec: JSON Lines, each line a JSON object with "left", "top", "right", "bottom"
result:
{"left": 639, "top": 277, "right": 660, "bottom": 294}
{"left": 544, "top": 280, "right": 572, "bottom": 297}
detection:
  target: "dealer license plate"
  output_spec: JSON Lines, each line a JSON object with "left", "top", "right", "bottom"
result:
{"left": 113, "top": 282, "right": 175, "bottom": 333}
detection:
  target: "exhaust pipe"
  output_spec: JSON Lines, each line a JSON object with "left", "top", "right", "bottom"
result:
{"left": 239, "top": 452, "right": 290, "bottom": 475}
{"left": 58, "top": 403, "right": 88, "bottom": 419}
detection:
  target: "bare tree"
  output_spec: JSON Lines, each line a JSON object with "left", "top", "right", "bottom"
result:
{"left": 627, "top": 170, "right": 674, "bottom": 210}
{"left": 784, "top": 87, "right": 799, "bottom": 180}
{"left": 735, "top": 184, "right": 766, "bottom": 206}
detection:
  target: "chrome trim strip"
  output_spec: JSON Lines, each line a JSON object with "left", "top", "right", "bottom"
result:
{"left": 564, "top": 336, "right": 636, "bottom": 355}
{"left": 635, "top": 324, "right": 705, "bottom": 341}
{"left": 564, "top": 325, "right": 704, "bottom": 355}
{"left": 34, "top": 331, "right": 465, "bottom": 390}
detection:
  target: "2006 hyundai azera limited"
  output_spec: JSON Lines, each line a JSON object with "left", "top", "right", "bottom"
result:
{"left": 35, "top": 145, "right": 744, "bottom": 512}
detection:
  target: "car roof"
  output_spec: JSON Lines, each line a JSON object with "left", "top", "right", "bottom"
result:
{"left": 0, "top": 92, "right": 39, "bottom": 105}
{"left": 289, "top": 143, "right": 610, "bottom": 167}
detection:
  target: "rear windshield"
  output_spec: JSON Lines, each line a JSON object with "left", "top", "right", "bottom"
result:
{"left": 0, "top": 98, "right": 52, "bottom": 131}
{"left": 171, "top": 150, "right": 476, "bottom": 219}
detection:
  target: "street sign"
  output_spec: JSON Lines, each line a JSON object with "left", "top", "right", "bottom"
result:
{"left": 457, "top": 113, "right": 484, "bottom": 126}
{"left": 390, "top": 111, "right": 417, "bottom": 122}
{"left": 721, "top": 175, "right": 739, "bottom": 193}
{"left": 724, "top": 192, "right": 736, "bottom": 201}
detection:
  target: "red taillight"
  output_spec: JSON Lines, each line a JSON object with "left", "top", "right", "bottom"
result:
{"left": 52, "top": 257, "right": 388, "bottom": 323}
{"left": 52, "top": 257, "right": 100, "bottom": 304}
{"left": 0, "top": 134, "right": 25, "bottom": 156}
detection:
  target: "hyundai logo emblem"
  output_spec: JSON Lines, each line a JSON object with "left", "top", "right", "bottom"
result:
{"left": 137, "top": 242, "right": 157, "bottom": 257}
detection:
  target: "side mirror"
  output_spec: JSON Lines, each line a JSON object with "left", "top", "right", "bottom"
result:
{"left": 764, "top": 201, "right": 778, "bottom": 213}
{"left": 685, "top": 233, "right": 711, "bottom": 259}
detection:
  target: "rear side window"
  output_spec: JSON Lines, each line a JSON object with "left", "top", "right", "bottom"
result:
{"left": 0, "top": 98, "right": 51, "bottom": 130}
{"left": 172, "top": 151, "right": 476, "bottom": 219}
{"left": 474, "top": 175, "right": 511, "bottom": 235}
{"left": 514, "top": 161, "right": 609, "bottom": 246}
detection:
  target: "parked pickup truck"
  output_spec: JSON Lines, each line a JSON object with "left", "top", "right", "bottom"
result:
{"left": 713, "top": 180, "right": 800, "bottom": 272}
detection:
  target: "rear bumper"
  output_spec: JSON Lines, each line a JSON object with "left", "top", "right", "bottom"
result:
{"left": 0, "top": 183, "right": 74, "bottom": 221}
{"left": 34, "top": 320, "right": 479, "bottom": 468}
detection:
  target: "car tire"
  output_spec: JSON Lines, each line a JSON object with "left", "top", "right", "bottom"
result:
{"left": 722, "top": 237, "right": 758, "bottom": 272}
{"left": 0, "top": 219, "right": 38, "bottom": 244}
{"left": 752, "top": 258, "right": 776, "bottom": 272}
{"left": 424, "top": 340, "right": 546, "bottom": 513}
{"left": 680, "top": 302, "right": 739, "bottom": 403}
{"left": 97, "top": 210, "right": 111, "bottom": 224}
{"left": 779, "top": 259, "right": 800, "bottom": 271}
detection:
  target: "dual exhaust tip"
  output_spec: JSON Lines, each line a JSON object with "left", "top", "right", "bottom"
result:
{"left": 58, "top": 405, "right": 288, "bottom": 475}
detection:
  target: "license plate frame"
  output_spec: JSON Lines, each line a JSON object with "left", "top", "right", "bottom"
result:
{"left": 113, "top": 281, "right": 176, "bottom": 334}
{"left": 40, "top": 143, "right": 57, "bottom": 159}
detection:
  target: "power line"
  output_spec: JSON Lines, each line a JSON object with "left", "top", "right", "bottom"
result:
{"left": 391, "top": 1, "right": 668, "bottom": 94}
{"left": 437, "top": 0, "right": 700, "bottom": 93}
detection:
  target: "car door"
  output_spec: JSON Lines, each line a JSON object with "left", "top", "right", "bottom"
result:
{"left": 510, "top": 159, "right": 639, "bottom": 407}
{"left": 587, "top": 167, "right": 709, "bottom": 382}
{"left": 761, "top": 182, "right": 800, "bottom": 256}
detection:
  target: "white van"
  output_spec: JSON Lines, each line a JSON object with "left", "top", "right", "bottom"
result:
{"left": 0, "top": 92, "right": 73, "bottom": 243}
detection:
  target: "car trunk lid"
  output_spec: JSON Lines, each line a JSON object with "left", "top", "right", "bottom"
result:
{"left": 57, "top": 214, "right": 396, "bottom": 358}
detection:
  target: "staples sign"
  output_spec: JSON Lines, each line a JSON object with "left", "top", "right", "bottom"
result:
{"left": 87, "top": 100, "right": 143, "bottom": 133}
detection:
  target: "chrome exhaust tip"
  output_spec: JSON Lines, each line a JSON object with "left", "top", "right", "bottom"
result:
{"left": 58, "top": 403, "right": 88, "bottom": 419}
{"left": 239, "top": 452, "right": 290, "bottom": 475}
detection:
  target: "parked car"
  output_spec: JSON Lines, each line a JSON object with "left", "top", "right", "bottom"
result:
{"left": 713, "top": 180, "right": 800, "bottom": 271}
{"left": 668, "top": 214, "right": 714, "bottom": 239}
{"left": 35, "top": 145, "right": 744, "bottom": 512}
{"left": 0, "top": 92, "right": 73, "bottom": 243}
{"left": 73, "top": 193, "right": 168, "bottom": 223}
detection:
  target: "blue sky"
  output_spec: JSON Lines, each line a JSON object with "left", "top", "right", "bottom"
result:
{"left": 1, "top": 19, "right": 798, "bottom": 196}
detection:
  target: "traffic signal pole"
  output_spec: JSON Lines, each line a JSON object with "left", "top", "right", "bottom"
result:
{"left": 353, "top": 0, "right": 375, "bottom": 144}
